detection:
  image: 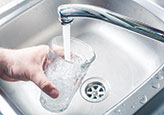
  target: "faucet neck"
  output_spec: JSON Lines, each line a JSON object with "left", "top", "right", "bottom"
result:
{"left": 58, "top": 4, "right": 164, "bottom": 42}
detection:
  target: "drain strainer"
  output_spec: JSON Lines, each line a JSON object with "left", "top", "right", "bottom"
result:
{"left": 80, "top": 77, "right": 110, "bottom": 103}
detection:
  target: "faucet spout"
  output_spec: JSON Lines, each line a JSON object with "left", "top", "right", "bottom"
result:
{"left": 58, "top": 4, "right": 164, "bottom": 42}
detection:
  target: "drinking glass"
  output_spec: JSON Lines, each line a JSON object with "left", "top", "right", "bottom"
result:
{"left": 40, "top": 36, "right": 95, "bottom": 112}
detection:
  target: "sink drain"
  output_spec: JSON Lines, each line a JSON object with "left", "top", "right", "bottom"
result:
{"left": 80, "top": 77, "right": 110, "bottom": 103}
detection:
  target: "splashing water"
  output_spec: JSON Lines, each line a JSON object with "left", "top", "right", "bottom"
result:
{"left": 138, "top": 95, "right": 147, "bottom": 104}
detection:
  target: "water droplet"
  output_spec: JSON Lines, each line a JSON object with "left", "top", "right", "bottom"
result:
{"left": 162, "top": 67, "right": 164, "bottom": 71}
{"left": 134, "top": 102, "right": 137, "bottom": 105}
{"left": 115, "top": 109, "right": 121, "bottom": 114}
{"left": 160, "top": 69, "right": 164, "bottom": 75}
{"left": 156, "top": 73, "right": 164, "bottom": 80}
{"left": 131, "top": 105, "right": 135, "bottom": 108}
{"left": 152, "top": 82, "right": 160, "bottom": 89}
{"left": 122, "top": 103, "right": 125, "bottom": 107}
{"left": 138, "top": 95, "right": 147, "bottom": 104}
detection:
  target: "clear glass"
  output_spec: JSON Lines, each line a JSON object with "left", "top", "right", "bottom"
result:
{"left": 40, "top": 36, "right": 95, "bottom": 112}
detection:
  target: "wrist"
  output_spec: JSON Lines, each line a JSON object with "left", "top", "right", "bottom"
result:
{"left": 0, "top": 48, "right": 8, "bottom": 77}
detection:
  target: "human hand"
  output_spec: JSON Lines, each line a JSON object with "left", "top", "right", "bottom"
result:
{"left": 0, "top": 45, "right": 64, "bottom": 98}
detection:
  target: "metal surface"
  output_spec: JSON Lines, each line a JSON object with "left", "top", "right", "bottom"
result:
{"left": 0, "top": 0, "right": 43, "bottom": 27}
{"left": 80, "top": 77, "right": 110, "bottom": 103}
{"left": 0, "top": 88, "right": 23, "bottom": 115}
{"left": 133, "top": 0, "right": 164, "bottom": 22}
{"left": 58, "top": 4, "right": 164, "bottom": 42}
{"left": 133, "top": 1, "right": 164, "bottom": 115}
{"left": 1, "top": 0, "right": 164, "bottom": 115}
{"left": 105, "top": 64, "right": 164, "bottom": 115}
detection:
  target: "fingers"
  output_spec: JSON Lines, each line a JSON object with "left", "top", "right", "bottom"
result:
{"left": 51, "top": 44, "right": 64, "bottom": 58}
{"left": 51, "top": 44, "right": 75, "bottom": 59}
{"left": 31, "top": 71, "right": 59, "bottom": 98}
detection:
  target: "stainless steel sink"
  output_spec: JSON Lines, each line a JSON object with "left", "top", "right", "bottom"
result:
{"left": 1, "top": 0, "right": 164, "bottom": 115}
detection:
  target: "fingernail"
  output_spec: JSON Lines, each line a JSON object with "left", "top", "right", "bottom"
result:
{"left": 49, "top": 89, "right": 59, "bottom": 98}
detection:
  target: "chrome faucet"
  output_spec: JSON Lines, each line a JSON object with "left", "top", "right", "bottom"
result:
{"left": 58, "top": 4, "right": 164, "bottom": 42}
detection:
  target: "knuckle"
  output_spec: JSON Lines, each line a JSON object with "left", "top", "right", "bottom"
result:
{"left": 39, "top": 79, "right": 50, "bottom": 89}
{"left": 40, "top": 45, "right": 49, "bottom": 51}
{"left": 39, "top": 45, "right": 49, "bottom": 57}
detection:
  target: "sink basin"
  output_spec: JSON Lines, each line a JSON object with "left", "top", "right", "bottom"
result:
{"left": 1, "top": 0, "right": 164, "bottom": 115}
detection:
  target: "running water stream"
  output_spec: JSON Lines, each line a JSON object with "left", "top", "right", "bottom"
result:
{"left": 63, "top": 24, "right": 71, "bottom": 61}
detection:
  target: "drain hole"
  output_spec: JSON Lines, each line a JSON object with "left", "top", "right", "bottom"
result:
{"left": 94, "top": 96, "right": 97, "bottom": 99}
{"left": 85, "top": 81, "right": 106, "bottom": 101}
{"left": 87, "top": 94, "right": 92, "bottom": 97}
{"left": 87, "top": 88, "right": 92, "bottom": 92}
{"left": 99, "top": 88, "right": 104, "bottom": 92}
{"left": 93, "top": 85, "right": 98, "bottom": 89}
{"left": 80, "top": 77, "right": 110, "bottom": 103}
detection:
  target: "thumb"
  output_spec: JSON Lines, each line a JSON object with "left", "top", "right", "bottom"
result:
{"left": 31, "top": 71, "right": 59, "bottom": 98}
